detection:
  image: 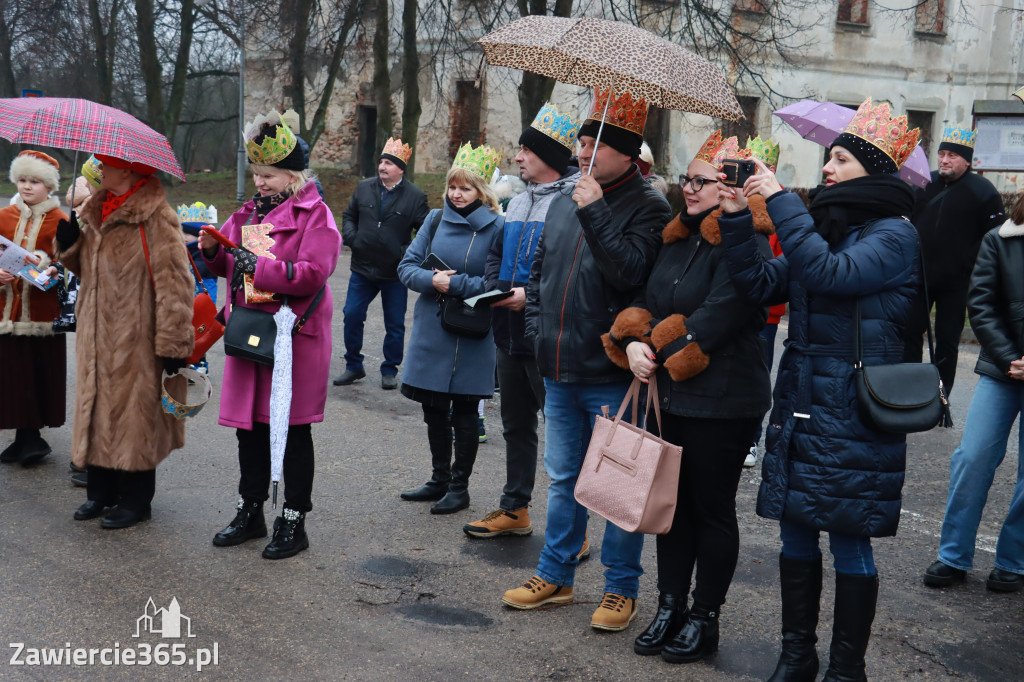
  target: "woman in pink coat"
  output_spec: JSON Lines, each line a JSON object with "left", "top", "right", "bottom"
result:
{"left": 200, "top": 112, "right": 340, "bottom": 560}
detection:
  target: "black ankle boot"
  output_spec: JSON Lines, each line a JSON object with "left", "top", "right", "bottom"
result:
{"left": 16, "top": 429, "right": 50, "bottom": 466}
{"left": 262, "top": 508, "right": 309, "bottom": 559}
{"left": 634, "top": 593, "right": 688, "bottom": 655}
{"left": 821, "top": 573, "right": 878, "bottom": 682}
{"left": 431, "top": 489, "right": 469, "bottom": 514}
{"left": 400, "top": 479, "right": 449, "bottom": 501}
{"left": 767, "top": 554, "right": 822, "bottom": 682}
{"left": 661, "top": 604, "right": 719, "bottom": 664}
{"left": 213, "top": 498, "right": 267, "bottom": 546}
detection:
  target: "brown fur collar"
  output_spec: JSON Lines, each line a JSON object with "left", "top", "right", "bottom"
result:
{"left": 663, "top": 194, "right": 774, "bottom": 246}
{"left": 82, "top": 176, "right": 174, "bottom": 231}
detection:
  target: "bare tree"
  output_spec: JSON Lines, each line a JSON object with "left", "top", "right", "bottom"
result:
{"left": 517, "top": 0, "right": 573, "bottom": 130}
{"left": 400, "top": 0, "right": 421, "bottom": 181}
{"left": 373, "top": 0, "right": 393, "bottom": 152}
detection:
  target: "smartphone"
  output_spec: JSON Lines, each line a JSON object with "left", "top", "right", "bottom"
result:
{"left": 720, "top": 159, "right": 757, "bottom": 187}
{"left": 421, "top": 252, "right": 451, "bottom": 271}
{"left": 200, "top": 225, "right": 238, "bottom": 250}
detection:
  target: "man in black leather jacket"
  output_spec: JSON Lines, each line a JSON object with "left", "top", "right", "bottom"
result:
{"left": 501, "top": 90, "right": 670, "bottom": 633}
{"left": 335, "top": 139, "right": 429, "bottom": 389}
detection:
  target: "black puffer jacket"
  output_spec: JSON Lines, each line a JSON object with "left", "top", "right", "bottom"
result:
{"left": 525, "top": 166, "right": 669, "bottom": 383}
{"left": 969, "top": 220, "right": 1024, "bottom": 382}
{"left": 341, "top": 176, "right": 429, "bottom": 282}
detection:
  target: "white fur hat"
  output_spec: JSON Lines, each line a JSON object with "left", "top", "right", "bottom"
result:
{"left": 10, "top": 150, "right": 60, "bottom": 193}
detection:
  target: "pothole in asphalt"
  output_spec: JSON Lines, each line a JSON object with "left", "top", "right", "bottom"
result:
{"left": 362, "top": 556, "right": 418, "bottom": 577}
{"left": 397, "top": 603, "right": 493, "bottom": 627}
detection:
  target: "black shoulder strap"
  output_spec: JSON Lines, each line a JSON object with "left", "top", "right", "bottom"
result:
{"left": 427, "top": 209, "right": 443, "bottom": 248}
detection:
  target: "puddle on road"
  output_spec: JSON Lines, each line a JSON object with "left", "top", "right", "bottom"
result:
{"left": 397, "top": 603, "right": 493, "bottom": 628}
{"left": 362, "top": 556, "right": 418, "bottom": 577}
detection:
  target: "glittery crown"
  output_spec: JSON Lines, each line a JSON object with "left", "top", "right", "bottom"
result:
{"left": 694, "top": 130, "right": 740, "bottom": 168}
{"left": 841, "top": 98, "right": 920, "bottom": 170}
{"left": 451, "top": 142, "right": 502, "bottom": 180}
{"left": 244, "top": 112, "right": 297, "bottom": 165}
{"left": 586, "top": 89, "right": 648, "bottom": 136}
{"left": 531, "top": 103, "right": 582, "bottom": 151}
{"left": 940, "top": 124, "right": 977, "bottom": 149}
{"left": 742, "top": 136, "right": 781, "bottom": 173}
{"left": 178, "top": 202, "right": 210, "bottom": 224}
{"left": 381, "top": 137, "right": 413, "bottom": 164}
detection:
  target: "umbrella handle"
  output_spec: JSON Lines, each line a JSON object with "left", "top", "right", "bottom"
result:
{"left": 587, "top": 87, "right": 614, "bottom": 176}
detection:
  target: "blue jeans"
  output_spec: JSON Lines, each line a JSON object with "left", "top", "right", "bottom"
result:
{"left": 342, "top": 271, "right": 407, "bottom": 375}
{"left": 780, "top": 519, "right": 876, "bottom": 576}
{"left": 937, "top": 374, "right": 1024, "bottom": 574}
{"left": 536, "top": 378, "right": 645, "bottom": 598}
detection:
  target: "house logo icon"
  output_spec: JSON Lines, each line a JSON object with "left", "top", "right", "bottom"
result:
{"left": 133, "top": 597, "right": 196, "bottom": 639}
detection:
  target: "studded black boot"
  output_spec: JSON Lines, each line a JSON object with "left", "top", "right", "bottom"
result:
{"left": 213, "top": 498, "right": 268, "bottom": 547}
{"left": 262, "top": 508, "right": 309, "bottom": 559}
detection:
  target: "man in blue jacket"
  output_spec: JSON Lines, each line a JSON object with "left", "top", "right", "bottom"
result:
{"left": 501, "top": 90, "right": 670, "bottom": 633}
{"left": 335, "top": 138, "right": 429, "bottom": 390}
{"left": 463, "top": 104, "right": 581, "bottom": 540}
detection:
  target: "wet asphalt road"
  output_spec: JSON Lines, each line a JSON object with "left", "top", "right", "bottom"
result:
{"left": 1, "top": 249, "right": 1022, "bottom": 681}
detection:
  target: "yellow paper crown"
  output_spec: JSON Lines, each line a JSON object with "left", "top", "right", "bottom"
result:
{"left": 743, "top": 136, "right": 781, "bottom": 173}
{"left": 841, "top": 98, "right": 920, "bottom": 170}
{"left": 586, "top": 89, "right": 648, "bottom": 136}
{"left": 531, "top": 103, "right": 582, "bottom": 151}
{"left": 940, "top": 124, "right": 977, "bottom": 149}
{"left": 244, "top": 112, "right": 297, "bottom": 166}
{"left": 451, "top": 142, "right": 502, "bottom": 180}
{"left": 381, "top": 137, "right": 413, "bottom": 164}
{"left": 81, "top": 155, "right": 103, "bottom": 189}
{"left": 694, "top": 130, "right": 740, "bottom": 168}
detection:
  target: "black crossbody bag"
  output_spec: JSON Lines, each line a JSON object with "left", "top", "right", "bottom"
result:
{"left": 423, "top": 210, "right": 491, "bottom": 339}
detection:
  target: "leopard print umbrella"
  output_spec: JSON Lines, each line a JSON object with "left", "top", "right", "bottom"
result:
{"left": 478, "top": 15, "right": 742, "bottom": 121}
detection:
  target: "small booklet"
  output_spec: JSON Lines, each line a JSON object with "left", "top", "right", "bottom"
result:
{"left": 463, "top": 290, "right": 514, "bottom": 307}
{"left": 0, "top": 236, "right": 59, "bottom": 290}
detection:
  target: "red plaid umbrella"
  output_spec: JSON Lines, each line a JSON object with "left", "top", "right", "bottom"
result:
{"left": 0, "top": 97, "right": 185, "bottom": 181}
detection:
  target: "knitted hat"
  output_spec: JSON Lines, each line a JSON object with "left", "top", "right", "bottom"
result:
{"left": 95, "top": 153, "right": 158, "bottom": 176}
{"left": 518, "top": 103, "right": 581, "bottom": 175}
{"left": 10, "top": 150, "right": 60, "bottom": 192}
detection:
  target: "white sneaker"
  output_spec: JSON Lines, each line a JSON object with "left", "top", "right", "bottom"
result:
{"left": 743, "top": 445, "right": 757, "bottom": 468}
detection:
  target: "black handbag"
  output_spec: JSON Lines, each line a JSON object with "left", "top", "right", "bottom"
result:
{"left": 423, "top": 209, "right": 492, "bottom": 339}
{"left": 223, "top": 277, "right": 327, "bottom": 367}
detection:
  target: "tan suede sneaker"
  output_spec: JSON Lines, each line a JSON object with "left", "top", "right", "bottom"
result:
{"left": 463, "top": 508, "right": 533, "bottom": 538}
{"left": 577, "top": 533, "right": 591, "bottom": 561}
{"left": 502, "top": 575, "right": 574, "bottom": 609}
{"left": 590, "top": 593, "right": 638, "bottom": 631}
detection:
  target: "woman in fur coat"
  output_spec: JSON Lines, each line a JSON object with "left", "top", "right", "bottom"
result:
{"left": 56, "top": 154, "right": 194, "bottom": 530}
{"left": 0, "top": 151, "right": 68, "bottom": 467}
{"left": 603, "top": 133, "right": 774, "bottom": 664}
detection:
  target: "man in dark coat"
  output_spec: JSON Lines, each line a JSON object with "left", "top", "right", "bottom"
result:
{"left": 501, "top": 90, "right": 670, "bottom": 633}
{"left": 902, "top": 124, "right": 1004, "bottom": 397}
{"left": 335, "top": 138, "right": 429, "bottom": 390}
{"left": 463, "top": 103, "right": 581, "bottom": 540}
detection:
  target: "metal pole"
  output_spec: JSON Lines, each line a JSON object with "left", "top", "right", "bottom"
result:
{"left": 236, "top": 3, "right": 246, "bottom": 202}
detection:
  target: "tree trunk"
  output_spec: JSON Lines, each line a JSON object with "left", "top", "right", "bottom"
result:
{"left": 372, "top": 0, "right": 392, "bottom": 155}
{"left": 285, "top": 0, "right": 315, "bottom": 137}
{"left": 88, "top": 0, "right": 122, "bottom": 105}
{"left": 163, "top": 0, "right": 197, "bottom": 145}
{"left": 0, "top": 6, "right": 16, "bottom": 99}
{"left": 516, "top": 0, "right": 573, "bottom": 130}
{"left": 134, "top": 0, "right": 165, "bottom": 133}
{"left": 306, "top": 0, "right": 366, "bottom": 149}
{"left": 400, "top": 0, "right": 420, "bottom": 182}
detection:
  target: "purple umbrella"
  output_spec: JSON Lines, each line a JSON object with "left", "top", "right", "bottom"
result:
{"left": 773, "top": 99, "right": 931, "bottom": 189}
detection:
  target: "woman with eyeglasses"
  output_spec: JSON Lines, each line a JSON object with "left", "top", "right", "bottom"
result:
{"left": 603, "top": 131, "right": 775, "bottom": 663}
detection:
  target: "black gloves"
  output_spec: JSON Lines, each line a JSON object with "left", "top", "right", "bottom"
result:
{"left": 231, "top": 247, "right": 258, "bottom": 289}
{"left": 55, "top": 212, "right": 80, "bottom": 250}
{"left": 161, "top": 356, "right": 188, "bottom": 374}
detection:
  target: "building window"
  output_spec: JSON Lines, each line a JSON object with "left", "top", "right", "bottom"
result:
{"left": 905, "top": 109, "right": 935, "bottom": 157}
{"left": 915, "top": 0, "right": 946, "bottom": 35}
{"left": 719, "top": 96, "right": 760, "bottom": 145}
{"left": 449, "top": 80, "right": 482, "bottom": 160}
{"left": 837, "top": 0, "right": 869, "bottom": 25}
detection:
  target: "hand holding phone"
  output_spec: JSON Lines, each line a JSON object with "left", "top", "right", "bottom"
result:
{"left": 720, "top": 159, "right": 757, "bottom": 187}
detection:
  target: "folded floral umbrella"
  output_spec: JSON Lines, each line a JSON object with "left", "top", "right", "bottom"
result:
{"left": 269, "top": 302, "right": 297, "bottom": 508}
{"left": 478, "top": 16, "right": 742, "bottom": 121}
{"left": 0, "top": 97, "right": 185, "bottom": 181}
{"left": 774, "top": 99, "right": 931, "bottom": 189}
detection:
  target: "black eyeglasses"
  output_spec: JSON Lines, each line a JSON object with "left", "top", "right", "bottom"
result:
{"left": 680, "top": 175, "right": 713, "bottom": 192}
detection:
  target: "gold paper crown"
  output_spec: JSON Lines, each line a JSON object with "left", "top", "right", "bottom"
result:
{"left": 940, "top": 124, "right": 977, "bottom": 149}
{"left": 451, "top": 142, "right": 502, "bottom": 180}
{"left": 841, "top": 98, "right": 920, "bottom": 170}
{"left": 244, "top": 112, "right": 297, "bottom": 165}
{"left": 694, "top": 130, "right": 740, "bottom": 168}
{"left": 742, "top": 136, "right": 781, "bottom": 173}
{"left": 381, "top": 137, "right": 413, "bottom": 164}
{"left": 586, "top": 89, "right": 648, "bottom": 136}
{"left": 531, "top": 103, "right": 582, "bottom": 151}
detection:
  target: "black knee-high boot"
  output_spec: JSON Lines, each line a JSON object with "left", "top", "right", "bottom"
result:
{"left": 431, "top": 405, "right": 478, "bottom": 514}
{"left": 401, "top": 406, "right": 452, "bottom": 501}
{"left": 767, "top": 554, "right": 822, "bottom": 682}
{"left": 821, "top": 573, "right": 878, "bottom": 682}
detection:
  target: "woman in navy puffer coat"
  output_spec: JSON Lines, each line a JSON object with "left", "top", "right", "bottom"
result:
{"left": 716, "top": 101, "right": 921, "bottom": 682}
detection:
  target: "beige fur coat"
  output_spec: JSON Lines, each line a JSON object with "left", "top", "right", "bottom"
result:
{"left": 57, "top": 177, "right": 194, "bottom": 471}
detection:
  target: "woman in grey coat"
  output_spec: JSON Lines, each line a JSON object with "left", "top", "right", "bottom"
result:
{"left": 397, "top": 145, "right": 503, "bottom": 514}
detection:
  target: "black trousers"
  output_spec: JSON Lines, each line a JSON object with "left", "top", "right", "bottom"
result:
{"left": 87, "top": 466, "right": 156, "bottom": 513}
{"left": 654, "top": 412, "right": 760, "bottom": 609}
{"left": 902, "top": 279, "right": 969, "bottom": 397}
{"left": 236, "top": 422, "right": 315, "bottom": 512}
{"left": 496, "top": 349, "right": 546, "bottom": 511}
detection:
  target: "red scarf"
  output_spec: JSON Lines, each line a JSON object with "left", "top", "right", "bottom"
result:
{"left": 101, "top": 177, "right": 150, "bottom": 222}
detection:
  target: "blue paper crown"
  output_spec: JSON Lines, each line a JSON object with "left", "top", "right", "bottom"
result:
{"left": 941, "top": 124, "right": 977, "bottom": 149}
{"left": 531, "top": 103, "right": 582, "bottom": 152}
